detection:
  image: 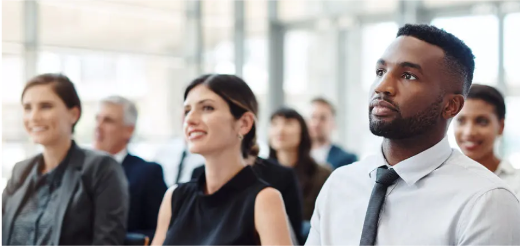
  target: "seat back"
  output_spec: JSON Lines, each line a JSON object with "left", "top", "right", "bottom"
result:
{"left": 124, "top": 233, "right": 150, "bottom": 245}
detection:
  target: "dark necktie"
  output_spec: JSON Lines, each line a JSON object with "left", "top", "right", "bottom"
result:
{"left": 359, "top": 166, "right": 400, "bottom": 245}
{"left": 175, "top": 149, "right": 187, "bottom": 184}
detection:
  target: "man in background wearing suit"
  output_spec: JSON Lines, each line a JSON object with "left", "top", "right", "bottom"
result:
{"left": 94, "top": 96, "right": 167, "bottom": 240}
{"left": 308, "top": 97, "right": 357, "bottom": 169}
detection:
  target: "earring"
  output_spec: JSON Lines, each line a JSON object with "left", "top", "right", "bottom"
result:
{"left": 238, "top": 134, "right": 243, "bottom": 140}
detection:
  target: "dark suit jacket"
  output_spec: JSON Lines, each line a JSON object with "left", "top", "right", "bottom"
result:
{"left": 191, "top": 157, "right": 304, "bottom": 244}
{"left": 122, "top": 154, "right": 167, "bottom": 239}
{"left": 327, "top": 144, "right": 358, "bottom": 169}
{"left": 2, "top": 143, "right": 129, "bottom": 245}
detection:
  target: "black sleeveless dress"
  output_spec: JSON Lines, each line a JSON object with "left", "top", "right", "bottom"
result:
{"left": 163, "top": 166, "right": 269, "bottom": 245}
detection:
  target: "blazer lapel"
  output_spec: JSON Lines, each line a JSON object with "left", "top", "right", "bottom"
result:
{"left": 3, "top": 159, "right": 38, "bottom": 245}
{"left": 52, "top": 145, "right": 85, "bottom": 245}
{"left": 326, "top": 145, "right": 337, "bottom": 166}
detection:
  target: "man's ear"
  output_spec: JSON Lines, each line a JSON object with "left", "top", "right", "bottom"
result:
{"left": 124, "top": 125, "right": 135, "bottom": 141}
{"left": 443, "top": 94, "right": 465, "bottom": 120}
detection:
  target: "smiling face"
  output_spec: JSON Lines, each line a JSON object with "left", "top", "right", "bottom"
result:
{"left": 455, "top": 99, "right": 504, "bottom": 161}
{"left": 22, "top": 84, "right": 79, "bottom": 146}
{"left": 368, "top": 36, "right": 461, "bottom": 139}
{"left": 183, "top": 84, "right": 253, "bottom": 157}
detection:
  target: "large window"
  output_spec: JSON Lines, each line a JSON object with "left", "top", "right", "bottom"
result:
{"left": 431, "top": 15, "right": 499, "bottom": 85}
{"left": 502, "top": 13, "right": 520, "bottom": 168}
{"left": 1, "top": 55, "right": 25, "bottom": 104}
{"left": 1, "top": 1, "right": 189, "bottom": 187}
{"left": 2, "top": 1, "right": 23, "bottom": 43}
{"left": 283, "top": 29, "right": 340, "bottom": 116}
{"left": 504, "top": 97, "right": 520, "bottom": 168}
{"left": 422, "top": 0, "right": 467, "bottom": 8}
{"left": 202, "top": 0, "right": 234, "bottom": 73}
{"left": 278, "top": 0, "right": 398, "bottom": 22}
{"left": 360, "top": 22, "right": 398, "bottom": 92}
{"left": 505, "top": 13, "right": 520, "bottom": 87}
{"left": 39, "top": 1, "right": 185, "bottom": 54}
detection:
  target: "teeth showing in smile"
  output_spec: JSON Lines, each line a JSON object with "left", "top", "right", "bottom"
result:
{"left": 32, "top": 126, "right": 47, "bottom": 132}
{"left": 462, "top": 141, "right": 478, "bottom": 149}
{"left": 190, "top": 132, "right": 205, "bottom": 137}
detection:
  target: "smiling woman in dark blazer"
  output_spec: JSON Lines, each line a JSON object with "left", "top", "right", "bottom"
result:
{"left": 2, "top": 73, "right": 129, "bottom": 245}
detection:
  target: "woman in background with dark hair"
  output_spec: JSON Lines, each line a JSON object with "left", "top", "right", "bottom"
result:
{"left": 454, "top": 84, "right": 520, "bottom": 196}
{"left": 152, "top": 74, "right": 292, "bottom": 245}
{"left": 2, "top": 73, "right": 129, "bottom": 245}
{"left": 268, "top": 107, "right": 331, "bottom": 238}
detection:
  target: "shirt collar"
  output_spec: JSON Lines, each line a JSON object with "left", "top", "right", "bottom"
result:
{"left": 368, "top": 137, "right": 453, "bottom": 186}
{"left": 495, "top": 160, "right": 517, "bottom": 176}
{"left": 113, "top": 148, "right": 128, "bottom": 163}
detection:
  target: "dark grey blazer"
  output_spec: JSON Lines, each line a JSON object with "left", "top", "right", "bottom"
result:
{"left": 2, "top": 143, "right": 129, "bottom": 245}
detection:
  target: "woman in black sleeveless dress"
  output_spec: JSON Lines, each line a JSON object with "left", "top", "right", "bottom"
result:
{"left": 151, "top": 74, "right": 292, "bottom": 245}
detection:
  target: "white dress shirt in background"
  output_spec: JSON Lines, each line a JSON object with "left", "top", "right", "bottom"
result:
{"left": 311, "top": 144, "right": 331, "bottom": 165}
{"left": 306, "top": 137, "right": 520, "bottom": 245}
{"left": 495, "top": 159, "right": 520, "bottom": 197}
{"left": 113, "top": 148, "right": 128, "bottom": 164}
{"left": 153, "top": 138, "right": 205, "bottom": 186}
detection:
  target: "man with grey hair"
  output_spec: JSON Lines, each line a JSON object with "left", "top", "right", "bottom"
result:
{"left": 94, "top": 95, "right": 167, "bottom": 240}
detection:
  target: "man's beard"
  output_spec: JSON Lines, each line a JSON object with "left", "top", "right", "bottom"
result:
{"left": 369, "top": 95, "right": 444, "bottom": 139}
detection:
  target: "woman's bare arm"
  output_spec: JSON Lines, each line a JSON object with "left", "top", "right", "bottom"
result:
{"left": 151, "top": 185, "right": 177, "bottom": 246}
{"left": 255, "top": 187, "right": 293, "bottom": 245}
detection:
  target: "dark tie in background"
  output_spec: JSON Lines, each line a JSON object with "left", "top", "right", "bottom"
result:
{"left": 175, "top": 149, "right": 187, "bottom": 184}
{"left": 359, "top": 166, "right": 400, "bottom": 246}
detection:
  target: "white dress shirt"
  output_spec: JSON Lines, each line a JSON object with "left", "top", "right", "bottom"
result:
{"left": 311, "top": 144, "right": 332, "bottom": 166}
{"left": 113, "top": 148, "right": 128, "bottom": 163}
{"left": 153, "top": 138, "right": 205, "bottom": 186}
{"left": 495, "top": 160, "right": 520, "bottom": 197}
{"left": 306, "top": 137, "right": 520, "bottom": 245}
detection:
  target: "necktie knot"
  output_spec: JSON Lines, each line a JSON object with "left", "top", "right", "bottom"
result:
{"left": 376, "top": 166, "right": 400, "bottom": 186}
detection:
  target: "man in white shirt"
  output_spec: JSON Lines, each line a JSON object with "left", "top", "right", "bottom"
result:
{"left": 94, "top": 96, "right": 167, "bottom": 239}
{"left": 306, "top": 24, "right": 520, "bottom": 245}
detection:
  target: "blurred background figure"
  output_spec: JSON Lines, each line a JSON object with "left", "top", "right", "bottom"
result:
{"left": 268, "top": 107, "right": 331, "bottom": 239}
{"left": 454, "top": 84, "right": 520, "bottom": 196}
{"left": 308, "top": 97, "right": 358, "bottom": 169}
{"left": 94, "top": 95, "right": 167, "bottom": 240}
{"left": 2, "top": 74, "right": 128, "bottom": 245}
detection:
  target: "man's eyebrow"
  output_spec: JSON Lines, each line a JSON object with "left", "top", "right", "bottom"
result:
{"left": 377, "top": 59, "right": 423, "bottom": 71}
{"left": 399, "top": 61, "right": 422, "bottom": 70}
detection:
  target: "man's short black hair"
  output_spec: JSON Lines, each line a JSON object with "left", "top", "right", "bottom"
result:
{"left": 467, "top": 84, "right": 506, "bottom": 120}
{"left": 397, "top": 24, "right": 475, "bottom": 96}
{"left": 311, "top": 97, "right": 336, "bottom": 116}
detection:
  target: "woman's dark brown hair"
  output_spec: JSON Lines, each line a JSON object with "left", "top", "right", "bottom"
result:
{"left": 184, "top": 74, "right": 259, "bottom": 158}
{"left": 268, "top": 107, "right": 318, "bottom": 196}
{"left": 467, "top": 84, "right": 506, "bottom": 120}
{"left": 21, "top": 73, "right": 82, "bottom": 133}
